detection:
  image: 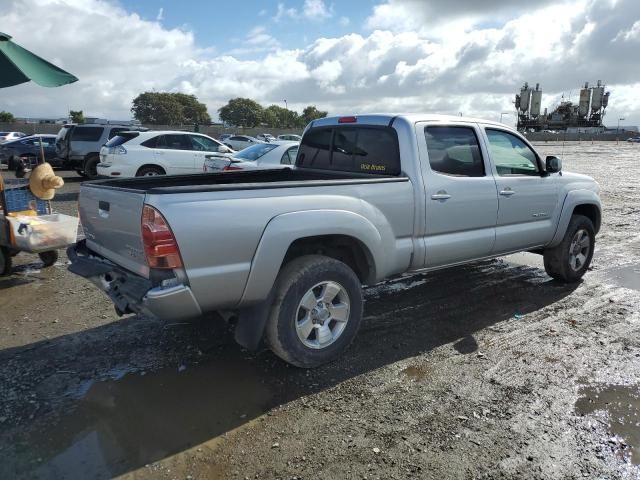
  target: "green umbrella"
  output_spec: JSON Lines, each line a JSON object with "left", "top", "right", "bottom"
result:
{"left": 0, "top": 32, "right": 78, "bottom": 88}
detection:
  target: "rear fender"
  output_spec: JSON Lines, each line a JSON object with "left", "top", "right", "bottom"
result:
{"left": 239, "top": 210, "right": 387, "bottom": 305}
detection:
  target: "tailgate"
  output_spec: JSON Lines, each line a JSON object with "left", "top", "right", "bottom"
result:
{"left": 78, "top": 184, "right": 149, "bottom": 277}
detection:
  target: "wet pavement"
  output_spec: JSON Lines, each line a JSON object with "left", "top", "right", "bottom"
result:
{"left": 1, "top": 141, "right": 640, "bottom": 479}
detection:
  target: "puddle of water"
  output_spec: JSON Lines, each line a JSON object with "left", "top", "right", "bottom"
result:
{"left": 401, "top": 364, "right": 429, "bottom": 381}
{"left": 11, "top": 354, "right": 304, "bottom": 480}
{"left": 502, "top": 252, "right": 545, "bottom": 269}
{"left": 575, "top": 384, "right": 640, "bottom": 465}
{"left": 606, "top": 265, "right": 640, "bottom": 292}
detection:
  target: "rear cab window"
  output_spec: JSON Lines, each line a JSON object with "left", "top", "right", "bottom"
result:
{"left": 424, "top": 126, "right": 485, "bottom": 177}
{"left": 296, "top": 126, "right": 400, "bottom": 175}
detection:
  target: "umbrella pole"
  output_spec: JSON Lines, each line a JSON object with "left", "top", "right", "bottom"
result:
{"left": 39, "top": 136, "right": 45, "bottom": 164}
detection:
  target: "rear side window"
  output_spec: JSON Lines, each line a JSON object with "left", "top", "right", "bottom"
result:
{"left": 71, "top": 127, "right": 104, "bottom": 142}
{"left": 297, "top": 126, "right": 400, "bottom": 175}
{"left": 425, "top": 126, "right": 485, "bottom": 177}
{"left": 105, "top": 132, "right": 139, "bottom": 147}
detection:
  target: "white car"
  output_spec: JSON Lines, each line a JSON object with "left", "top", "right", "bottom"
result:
{"left": 97, "top": 130, "right": 234, "bottom": 177}
{"left": 0, "top": 131, "right": 27, "bottom": 143}
{"left": 223, "top": 135, "right": 263, "bottom": 150}
{"left": 277, "top": 134, "right": 302, "bottom": 141}
{"left": 204, "top": 141, "right": 299, "bottom": 172}
{"left": 256, "top": 133, "right": 276, "bottom": 142}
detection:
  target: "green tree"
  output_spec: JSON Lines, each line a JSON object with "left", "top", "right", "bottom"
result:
{"left": 0, "top": 111, "right": 15, "bottom": 123}
{"left": 218, "top": 98, "right": 264, "bottom": 127}
{"left": 131, "top": 92, "right": 210, "bottom": 125}
{"left": 263, "top": 104, "right": 291, "bottom": 127}
{"left": 300, "top": 105, "right": 327, "bottom": 127}
{"left": 69, "top": 110, "right": 85, "bottom": 123}
{"left": 172, "top": 93, "right": 211, "bottom": 124}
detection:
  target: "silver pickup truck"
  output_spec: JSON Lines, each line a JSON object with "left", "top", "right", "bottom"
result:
{"left": 68, "top": 114, "right": 601, "bottom": 367}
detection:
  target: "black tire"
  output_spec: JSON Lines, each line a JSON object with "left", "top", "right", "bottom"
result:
{"left": 76, "top": 169, "right": 88, "bottom": 177}
{"left": 136, "top": 165, "right": 166, "bottom": 177}
{"left": 0, "top": 247, "right": 12, "bottom": 276}
{"left": 543, "top": 214, "right": 595, "bottom": 283}
{"left": 38, "top": 250, "right": 59, "bottom": 267}
{"left": 266, "top": 255, "right": 363, "bottom": 368}
{"left": 84, "top": 155, "right": 100, "bottom": 180}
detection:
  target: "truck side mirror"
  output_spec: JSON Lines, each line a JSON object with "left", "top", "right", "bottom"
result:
{"left": 545, "top": 155, "right": 562, "bottom": 173}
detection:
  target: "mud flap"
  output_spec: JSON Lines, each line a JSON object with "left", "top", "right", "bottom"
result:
{"left": 234, "top": 288, "right": 275, "bottom": 351}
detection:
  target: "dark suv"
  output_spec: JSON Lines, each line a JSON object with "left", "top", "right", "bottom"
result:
{"left": 55, "top": 122, "right": 146, "bottom": 179}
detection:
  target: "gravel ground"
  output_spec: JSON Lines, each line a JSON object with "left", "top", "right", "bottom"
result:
{"left": 0, "top": 141, "right": 639, "bottom": 480}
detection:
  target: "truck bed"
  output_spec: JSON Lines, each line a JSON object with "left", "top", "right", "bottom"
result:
{"left": 89, "top": 168, "right": 407, "bottom": 194}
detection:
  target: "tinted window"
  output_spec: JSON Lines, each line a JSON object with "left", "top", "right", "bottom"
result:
{"left": 108, "top": 127, "right": 128, "bottom": 139}
{"left": 486, "top": 129, "right": 539, "bottom": 176}
{"left": 105, "top": 132, "right": 140, "bottom": 147}
{"left": 297, "top": 126, "right": 400, "bottom": 175}
{"left": 425, "top": 126, "right": 484, "bottom": 177}
{"left": 235, "top": 143, "right": 278, "bottom": 161}
{"left": 229, "top": 136, "right": 245, "bottom": 141}
{"left": 190, "top": 135, "right": 220, "bottom": 151}
{"left": 153, "top": 134, "right": 192, "bottom": 150}
{"left": 281, "top": 146, "right": 299, "bottom": 165}
{"left": 71, "top": 126, "right": 104, "bottom": 142}
{"left": 20, "top": 138, "right": 36, "bottom": 146}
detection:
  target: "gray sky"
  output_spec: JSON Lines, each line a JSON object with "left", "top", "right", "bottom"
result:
{"left": 0, "top": 0, "right": 638, "bottom": 127}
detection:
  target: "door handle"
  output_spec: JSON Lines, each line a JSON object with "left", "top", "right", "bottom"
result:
{"left": 499, "top": 188, "right": 516, "bottom": 196}
{"left": 431, "top": 192, "right": 451, "bottom": 200}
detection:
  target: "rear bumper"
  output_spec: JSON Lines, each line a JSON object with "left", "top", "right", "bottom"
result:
{"left": 67, "top": 240, "right": 202, "bottom": 320}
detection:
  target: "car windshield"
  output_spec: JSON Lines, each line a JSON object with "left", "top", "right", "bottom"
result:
{"left": 234, "top": 143, "right": 278, "bottom": 161}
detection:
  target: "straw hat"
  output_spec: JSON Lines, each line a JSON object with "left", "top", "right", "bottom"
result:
{"left": 29, "top": 162, "right": 64, "bottom": 200}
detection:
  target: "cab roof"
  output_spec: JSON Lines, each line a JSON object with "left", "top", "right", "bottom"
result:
{"left": 311, "top": 114, "right": 508, "bottom": 130}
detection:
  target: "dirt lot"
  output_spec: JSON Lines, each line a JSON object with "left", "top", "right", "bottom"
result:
{"left": 0, "top": 141, "right": 639, "bottom": 480}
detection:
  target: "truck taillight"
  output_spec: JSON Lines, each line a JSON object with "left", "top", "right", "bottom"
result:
{"left": 141, "top": 205, "right": 183, "bottom": 269}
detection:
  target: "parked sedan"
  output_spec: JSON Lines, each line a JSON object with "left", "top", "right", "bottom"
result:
{"left": 223, "top": 135, "right": 263, "bottom": 150}
{"left": 277, "top": 134, "right": 302, "bottom": 141}
{"left": 256, "top": 133, "right": 276, "bottom": 142}
{"left": 204, "top": 141, "right": 299, "bottom": 172}
{"left": 626, "top": 137, "right": 640, "bottom": 143}
{"left": 0, "top": 131, "right": 27, "bottom": 143}
{"left": 0, "top": 134, "right": 58, "bottom": 168}
{"left": 97, "top": 130, "right": 234, "bottom": 178}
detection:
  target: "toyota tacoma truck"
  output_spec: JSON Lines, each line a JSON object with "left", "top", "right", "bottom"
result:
{"left": 68, "top": 114, "right": 601, "bottom": 367}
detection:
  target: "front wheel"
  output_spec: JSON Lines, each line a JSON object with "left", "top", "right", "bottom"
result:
{"left": 266, "top": 255, "right": 363, "bottom": 368}
{"left": 543, "top": 214, "right": 595, "bottom": 282}
{"left": 38, "top": 250, "right": 59, "bottom": 267}
{"left": 0, "top": 247, "right": 12, "bottom": 276}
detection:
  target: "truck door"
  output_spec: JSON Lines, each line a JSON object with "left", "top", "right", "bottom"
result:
{"left": 416, "top": 122, "right": 498, "bottom": 268}
{"left": 481, "top": 127, "right": 561, "bottom": 253}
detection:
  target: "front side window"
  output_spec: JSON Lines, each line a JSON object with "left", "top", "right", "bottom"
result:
{"left": 486, "top": 129, "right": 540, "bottom": 176}
{"left": 189, "top": 135, "right": 220, "bottom": 151}
{"left": 425, "top": 126, "right": 484, "bottom": 177}
{"left": 71, "top": 127, "right": 104, "bottom": 142}
{"left": 234, "top": 143, "right": 278, "bottom": 161}
{"left": 297, "top": 126, "right": 400, "bottom": 175}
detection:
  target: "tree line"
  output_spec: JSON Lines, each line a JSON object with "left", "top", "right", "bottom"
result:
{"left": 130, "top": 92, "right": 327, "bottom": 128}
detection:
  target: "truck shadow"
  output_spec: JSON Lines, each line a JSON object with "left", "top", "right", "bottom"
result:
{"left": 0, "top": 256, "right": 577, "bottom": 479}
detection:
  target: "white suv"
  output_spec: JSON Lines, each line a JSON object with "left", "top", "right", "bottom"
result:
{"left": 98, "top": 131, "right": 234, "bottom": 177}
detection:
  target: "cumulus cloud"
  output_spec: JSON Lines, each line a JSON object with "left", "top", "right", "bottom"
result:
{"left": 0, "top": 0, "right": 638, "bottom": 125}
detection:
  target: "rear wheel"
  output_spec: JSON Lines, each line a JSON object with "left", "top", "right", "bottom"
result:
{"left": 0, "top": 247, "right": 12, "bottom": 276}
{"left": 84, "top": 155, "right": 100, "bottom": 180}
{"left": 76, "top": 169, "right": 87, "bottom": 177}
{"left": 266, "top": 255, "right": 363, "bottom": 368}
{"left": 38, "top": 250, "right": 59, "bottom": 267}
{"left": 136, "top": 166, "right": 165, "bottom": 177}
{"left": 543, "top": 214, "right": 595, "bottom": 282}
